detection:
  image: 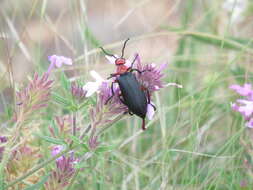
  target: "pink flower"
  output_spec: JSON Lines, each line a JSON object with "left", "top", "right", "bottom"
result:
{"left": 246, "top": 118, "right": 253, "bottom": 128}
{"left": 47, "top": 55, "right": 72, "bottom": 74}
{"left": 231, "top": 83, "right": 253, "bottom": 128}
{"left": 51, "top": 145, "right": 64, "bottom": 161}
{"left": 46, "top": 145, "right": 79, "bottom": 188}
{"left": 230, "top": 84, "right": 253, "bottom": 99}
{"left": 233, "top": 99, "right": 253, "bottom": 117}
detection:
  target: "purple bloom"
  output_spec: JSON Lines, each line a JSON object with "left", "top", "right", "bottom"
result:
{"left": 71, "top": 82, "right": 87, "bottom": 101}
{"left": 89, "top": 81, "right": 128, "bottom": 126}
{"left": 46, "top": 145, "right": 79, "bottom": 189}
{"left": 230, "top": 83, "right": 253, "bottom": 128}
{"left": 88, "top": 135, "right": 100, "bottom": 149}
{"left": 0, "top": 136, "right": 7, "bottom": 143}
{"left": 0, "top": 136, "right": 7, "bottom": 161}
{"left": 135, "top": 54, "right": 166, "bottom": 93}
{"left": 51, "top": 145, "right": 64, "bottom": 161}
{"left": 230, "top": 84, "right": 253, "bottom": 99}
{"left": 47, "top": 55, "right": 72, "bottom": 74}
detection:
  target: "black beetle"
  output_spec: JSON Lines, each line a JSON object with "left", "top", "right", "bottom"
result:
{"left": 100, "top": 39, "right": 155, "bottom": 130}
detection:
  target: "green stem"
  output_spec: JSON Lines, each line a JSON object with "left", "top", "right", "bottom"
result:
{"left": 177, "top": 31, "right": 253, "bottom": 55}
{"left": 72, "top": 112, "right": 77, "bottom": 136}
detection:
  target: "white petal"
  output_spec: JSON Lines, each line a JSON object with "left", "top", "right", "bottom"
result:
{"left": 83, "top": 82, "right": 100, "bottom": 97}
{"left": 147, "top": 103, "right": 155, "bottom": 120}
{"left": 90, "top": 70, "right": 104, "bottom": 82}
{"left": 62, "top": 57, "right": 72, "bottom": 65}
{"left": 55, "top": 58, "right": 62, "bottom": 68}
{"left": 165, "top": 83, "right": 183, "bottom": 88}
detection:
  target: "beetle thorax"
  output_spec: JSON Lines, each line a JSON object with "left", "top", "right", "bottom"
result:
{"left": 116, "top": 65, "right": 128, "bottom": 74}
{"left": 115, "top": 58, "right": 125, "bottom": 65}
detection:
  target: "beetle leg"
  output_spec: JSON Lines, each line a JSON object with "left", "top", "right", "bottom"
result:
{"left": 145, "top": 87, "right": 157, "bottom": 111}
{"left": 118, "top": 94, "right": 126, "bottom": 105}
{"left": 107, "top": 73, "right": 119, "bottom": 79}
{"left": 105, "top": 82, "right": 116, "bottom": 104}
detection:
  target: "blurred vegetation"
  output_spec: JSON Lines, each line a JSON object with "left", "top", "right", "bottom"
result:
{"left": 1, "top": 0, "right": 253, "bottom": 189}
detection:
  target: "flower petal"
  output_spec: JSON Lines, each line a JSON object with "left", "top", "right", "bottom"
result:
{"left": 83, "top": 82, "right": 100, "bottom": 97}
{"left": 235, "top": 99, "right": 253, "bottom": 117}
{"left": 230, "top": 83, "right": 253, "bottom": 97}
{"left": 246, "top": 118, "right": 253, "bottom": 128}
{"left": 62, "top": 56, "right": 72, "bottom": 65}
{"left": 165, "top": 83, "right": 183, "bottom": 88}
{"left": 147, "top": 103, "right": 155, "bottom": 120}
{"left": 90, "top": 70, "right": 104, "bottom": 82}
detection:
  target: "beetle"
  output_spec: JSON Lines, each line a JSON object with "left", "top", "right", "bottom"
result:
{"left": 100, "top": 39, "right": 155, "bottom": 130}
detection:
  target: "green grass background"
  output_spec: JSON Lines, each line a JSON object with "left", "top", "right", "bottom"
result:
{"left": 1, "top": 0, "right": 253, "bottom": 189}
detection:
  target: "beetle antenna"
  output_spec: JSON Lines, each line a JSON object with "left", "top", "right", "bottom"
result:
{"left": 100, "top": 47, "right": 117, "bottom": 59}
{"left": 121, "top": 38, "right": 130, "bottom": 58}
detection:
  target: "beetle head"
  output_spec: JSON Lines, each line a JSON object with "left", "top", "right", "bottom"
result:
{"left": 115, "top": 58, "right": 126, "bottom": 65}
{"left": 100, "top": 38, "right": 130, "bottom": 66}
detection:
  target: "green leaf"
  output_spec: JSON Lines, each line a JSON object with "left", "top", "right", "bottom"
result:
{"left": 51, "top": 120, "right": 60, "bottom": 138}
{"left": 81, "top": 143, "right": 89, "bottom": 153}
{"left": 35, "top": 134, "right": 66, "bottom": 145}
{"left": 230, "top": 65, "right": 253, "bottom": 84}
{"left": 180, "top": 31, "right": 253, "bottom": 53}
{"left": 84, "top": 27, "right": 101, "bottom": 48}
{"left": 95, "top": 145, "right": 115, "bottom": 153}
{"left": 69, "top": 135, "right": 81, "bottom": 144}
{"left": 74, "top": 161, "right": 88, "bottom": 169}
{"left": 23, "top": 173, "right": 50, "bottom": 190}
{"left": 163, "top": 29, "right": 253, "bottom": 54}
{"left": 52, "top": 92, "right": 70, "bottom": 107}
{"left": 60, "top": 73, "right": 70, "bottom": 91}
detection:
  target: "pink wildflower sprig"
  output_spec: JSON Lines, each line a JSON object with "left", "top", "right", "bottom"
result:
{"left": 135, "top": 54, "right": 167, "bottom": 93}
{"left": 45, "top": 145, "right": 78, "bottom": 189}
{"left": 71, "top": 82, "right": 87, "bottom": 101}
{"left": 15, "top": 73, "right": 53, "bottom": 123}
{"left": 230, "top": 83, "right": 253, "bottom": 128}
{"left": 0, "top": 136, "right": 7, "bottom": 161}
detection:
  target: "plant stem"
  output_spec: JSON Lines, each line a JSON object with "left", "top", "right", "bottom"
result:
{"left": 72, "top": 112, "right": 77, "bottom": 136}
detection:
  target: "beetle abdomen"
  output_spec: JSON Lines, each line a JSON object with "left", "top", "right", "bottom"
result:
{"left": 117, "top": 72, "right": 147, "bottom": 118}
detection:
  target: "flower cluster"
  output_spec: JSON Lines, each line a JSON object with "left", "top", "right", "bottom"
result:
{"left": 47, "top": 55, "right": 72, "bottom": 74}
{"left": 71, "top": 82, "right": 87, "bottom": 101}
{"left": 230, "top": 83, "right": 253, "bottom": 128}
{"left": 135, "top": 54, "right": 166, "bottom": 93}
{"left": 45, "top": 145, "right": 78, "bottom": 189}
{"left": 15, "top": 73, "right": 53, "bottom": 123}
{"left": 0, "top": 136, "right": 7, "bottom": 161}
{"left": 6, "top": 145, "right": 42, "bottom": 188}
